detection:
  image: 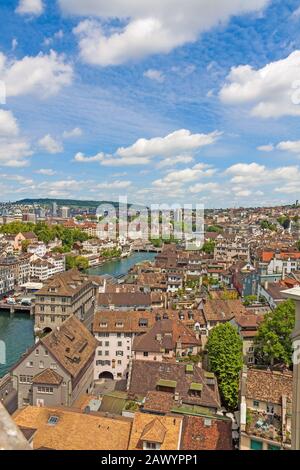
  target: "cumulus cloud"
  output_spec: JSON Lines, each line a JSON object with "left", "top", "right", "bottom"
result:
{"left": 144, "top": 69, "right": 165, "bottom": 83}
{"left": 276, "top": 140, "right": 300, "bottom": 154}
{"left": 74, "top": 129, "right": 220, "bottom": 167}
{"left": 0, "top": 110, "right": 33, "bottom": 167}
{"left": 16, "top": 0, "right": 44, "bottom": 16}
{"left": 38, "top": 134, "right": 63, "bottom": 154}
{"left": 220, "top": 51, "right": 300, "bottom": 118}
{"left": 156, "top": 155, "right": 194, "bottom": 169}
{"left": 189, "top": 182, "right": 223, "bottom": 194}
{"left": 152, "top": 163, "right": 216, "bottom": 188}
{"left": 96, "top": 180, "right": 132, "bottom": 189}
{"left": 257, "top": 144, "right": 274, "bottom": 152}
{"left": 0, "top": 50, "right": 73, "bottom": 98}
{"left": 63, "top": 0, "right": 269, "bottom": 66}
{"left": 63, "top": 127, "right": 83, "bottom": 139}
{"left": 0, "top": 110, "right": 19, "bottom": 136}
{"left": 35, "top": 168, "right": 56, "bottom": 176}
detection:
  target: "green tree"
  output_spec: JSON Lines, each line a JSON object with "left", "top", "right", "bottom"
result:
{"left": 201, "top": 240, "right": 215, "bottom": 255}
{"left": 255, "top": 300, "right": 295, "bottom": 367}
{"left": 206, "top": 323, "right": 243, "bottom": 410}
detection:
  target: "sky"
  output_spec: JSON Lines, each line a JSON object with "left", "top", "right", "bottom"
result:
{"left": 1, "top": 0, "right": 300, "bottom": 208}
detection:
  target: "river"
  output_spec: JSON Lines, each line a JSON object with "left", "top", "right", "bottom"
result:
{"left": 0, "top": 252, "right": 157, "bottom": 377}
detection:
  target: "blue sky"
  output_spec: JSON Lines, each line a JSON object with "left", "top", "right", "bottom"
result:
{"left": 1, "top": 0, "right": 300, "bottom": 207}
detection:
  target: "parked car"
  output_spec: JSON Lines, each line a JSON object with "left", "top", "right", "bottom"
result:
{"left": 7, "top": 297, "right": 16, "bottom": 305}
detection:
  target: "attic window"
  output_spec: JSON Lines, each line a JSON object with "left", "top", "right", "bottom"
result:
{"left": 100, "top": 322, "right": 108, "bottom": 328}
{"left": 115, "top": 322, "right": 124, "bottom": 328}
{"left": 139, "top": 319, "right": 148, "bottom": 327}
{"left": 48, "top": 416, "right": 59, "bottom": 426}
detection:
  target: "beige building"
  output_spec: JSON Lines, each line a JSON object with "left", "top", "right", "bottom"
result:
{"left": 282, "top": 287, "right": 300, "bottom": 450}
{"left": 11, "top": 315, "right": 97, "bottom": 409}
{"left": 239, "top": 368, "right": 292, "bottom": 450}
{"left": 34, "top": 269, "right": 98, "bottom": 334}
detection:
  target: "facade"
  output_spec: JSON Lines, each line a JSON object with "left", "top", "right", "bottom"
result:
{"left": 34, "top": 269, "right": 97, "bottom": 333}
{"left": 11, "top": 315, "right": 97, "bottom": 408}
{"left": 282, "top": 287, "right": 300, "bottom": 450}
{"left": 0, "top": 266, "right": 14, "bottom": 297}
{"left": 93, "top": 310, "right": 156, "bottom": 381}
{"left": 239, "top": 368, "right": 292, "bottom": 450}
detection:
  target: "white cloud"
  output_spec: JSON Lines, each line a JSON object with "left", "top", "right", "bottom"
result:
{"left": 74, "top": 129, "right": 221, "bottom": 167}
{"left": 74, "top": 152, "right": 104, "bottom": 163}
{"left": 189, "top": 182, "right": 223, "bottom": 193}
{"left": 0, "top": 110, "right": 19, "bottom": 136}
{"left": 257, "top": 144, "right": 274, "bottom": 152}
{"left": 153, "top": 163, "right": 216, "bottom": 188}
{"left": 16, "top": 0, "right": 44, "bottom": 16}
{"left": 65, "top": 0, "right": 269, "bottom": 66}
{"left": 144, "top": 69, "right": 165, "bottom": 83}
{"left": 276, "top": 140, "right": 300, "bottom": 154}
{"left": 292, "top": 6, "right": 300, "bottom": 18}
{"left": 0, "top": 110, "right": 33, "bottom": 167}
{"left": 12, "top": 39, "right": 18, "bottom": 51}
{"left": 63, "top": 127, "right": 83, "bottom": 139}
{"left": 156, "top": 155, "right": 194, "bottom": 169}
{"left": 38, "top": 134, "right": 63, "bottom": 154}
{"left": 220, "top": 51, "right": 300, "bottom": 118}
{"left": 0, "top": 50, "right": 73, "bottom": 98}
{"left": 0, "top": 140, "right": 32, "bottom": 167}
{"left": 96, "top": 180, "right": 132, "bottom": 189}
{"left": 226, "top": 162, "right": 300, "bottom": 190}
{"left": 35, "top": 168, "right": 56, "bottom": 176}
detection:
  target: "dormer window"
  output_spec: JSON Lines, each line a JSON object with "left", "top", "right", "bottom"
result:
{"left": 115, "top": 322, "right": 124, "bottom": 328}
{"left": 139, "top": 319, "right": 148, "bottom": 327}
{"left": 100, "top": 322, "right": 108, "bottom": 328}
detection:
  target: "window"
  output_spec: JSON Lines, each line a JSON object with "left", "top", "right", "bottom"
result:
{"left": 48, "top": 415, "right": 59, "bottom": 425}
{"left": 116, "top": 351, "right": 123, "bottom": 356}
{"left": 35, "top": 349, "right": 39, "bottom": 356}
{"left": 40, "top": 315, "right": 44, "bottom": 322}
{"left": 143, "top": 352, "right": 149, "bottom": 357}
{"left": 39, "top": 361, "right": 44, "bottom": 369}
{"left": 117, "top": 333, "right": 122, "bottom": 338}
{"left": 38, "top": 386, "right": 53, "bottom": 394}
{"left": 204, "top": 418, "right": 212, "bottom": 427}
{"left": 19, "top": 375, "right": 33, "bottom": 384}
{"left": 105, "top": 341, "right": 109, "bottom": 347}
{"left": 44, "top": 350, "right": 48, "bottom": 356}
{"left": 118, "top": 341, "right": 122, "bottom": 347}
{"left": 51, "top": 315, "right": 55, "bottom": 322}
{"left": 146, "top": 442, "right": 156, "bottom": 449}
{"left": 250, "top": 439, "right": 263, "bottom": 451}
{"left": 40, "top": 306, "right": 45, "bottom": 312}
{"left": 51, "top": 297, "right": 55, "bottom": 302}
{"left": 62, "top": 307, "right": 66, "bottom": 313}
{"left": 51, "top": 306, "right": 55, "bottom": 313}
{"left": 253, "top": 401, "right": 259, "bottom": 408}
{"left": 98, "top": 351, "right": 103, "bottom": 356}
{"left": 50, "top": 363, "right": 57, "bottom": 370}
{"left": 117, "top": 360, "right": 122, "bottom": 365}
{"left": 267, "top": 404, "right": 274, "bottom": 414}
{"left": 98, "top": 333, "right": 109, "bottom": 337}
{"left": 105, "top": 351, "right": 109, "bottom": 356}
{"left": 26, "top": 361, "right": 33, "bottom": 368}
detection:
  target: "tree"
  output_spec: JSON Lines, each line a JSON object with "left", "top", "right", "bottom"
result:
{"left": 206, "top": 323, "right": 243, "bottom": 410}
{"left": 255, "top": 300, "right": 295, "bottom": 367}
{"left": 201, "top": 240, "right": 215, "bottom": 255}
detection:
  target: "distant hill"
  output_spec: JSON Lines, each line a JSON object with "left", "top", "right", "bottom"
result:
{"left": 16, "top": 198, "right": 119, "bottom": 209}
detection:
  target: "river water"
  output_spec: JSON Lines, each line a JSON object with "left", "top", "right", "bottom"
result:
{"left": 0, "top": 252, "right": 156, "bottom": 377}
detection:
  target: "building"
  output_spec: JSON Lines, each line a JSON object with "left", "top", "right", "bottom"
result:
{"left": 34, "top": 269, "right": 97, "bottom": 334}
{"left": 13, "top": 405, "right": 132, "bottom": 450}
{"left": 128, "top": 412, "right": 183, "bottom": 450}
{"left": 132, "top": 319, "right": 201, "bottom": 362}
{"left": 13, "top": 232, "right": 38, "bottom": 252}
{"left": 282, "top": 287, "right": 300, "bottom": 450}
{"left": 239, "top": 367, "right": 292, "bottom": 450}
{"left": 0, "top": 266, "right": 14, "bottom": 298}
{"left": 93, "top": 310, "right": 156, "bottom": 381}
{"left": 128, "top": 360, "right": 221, "bottom": 414}
{"left": 11, "top": 315, "right": 97, "bottom": 409}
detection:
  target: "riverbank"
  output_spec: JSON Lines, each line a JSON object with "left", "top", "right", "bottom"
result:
{"left": 0, "top": 252, "right": 157, "bottom": 378}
